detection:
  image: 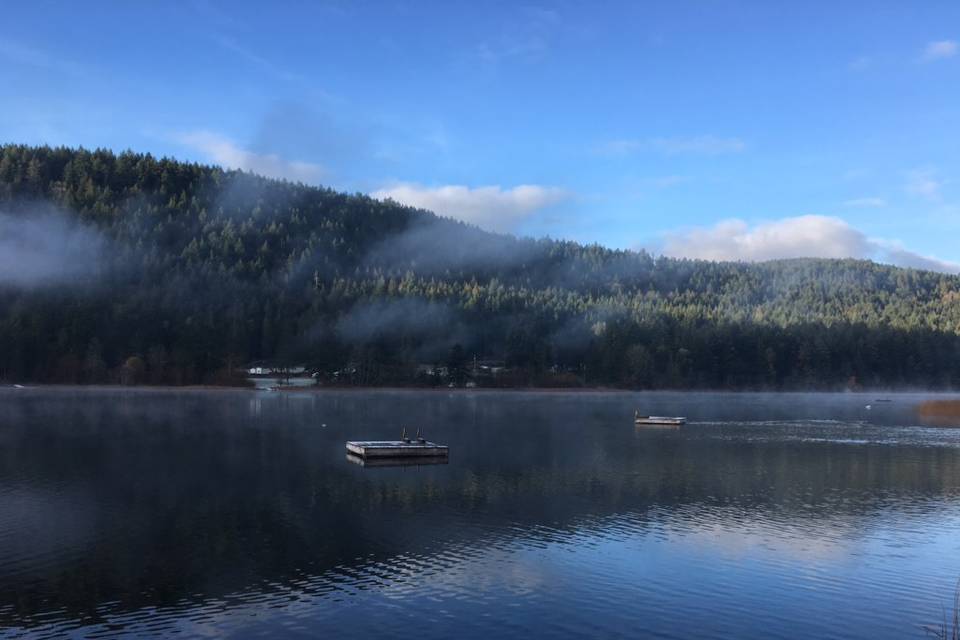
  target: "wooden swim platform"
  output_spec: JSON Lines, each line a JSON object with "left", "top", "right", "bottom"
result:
{"left": 346, "top": 440, "right": 449, "bottom": 459}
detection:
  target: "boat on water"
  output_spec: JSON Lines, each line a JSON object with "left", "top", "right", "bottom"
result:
{"left": 634, "top": 412, "right": 686, "bottom": 426}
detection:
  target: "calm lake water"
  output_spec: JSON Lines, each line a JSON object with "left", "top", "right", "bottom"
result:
{"left": 2, "top": 388, "right": 960, "bottom": 639}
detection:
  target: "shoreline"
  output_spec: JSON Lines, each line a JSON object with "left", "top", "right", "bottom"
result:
{"left": 2, "top": 383, "right": 959, "bottom": 396}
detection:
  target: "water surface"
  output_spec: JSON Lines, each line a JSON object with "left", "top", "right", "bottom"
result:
{"left": 2, "top": 388, "right": 960, "bottom": 639}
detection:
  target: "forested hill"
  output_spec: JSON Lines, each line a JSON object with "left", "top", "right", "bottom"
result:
{"left": 1, "top": 143, "right": 959, "bottom": 389}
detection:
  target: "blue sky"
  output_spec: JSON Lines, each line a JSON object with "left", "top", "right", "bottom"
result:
{"left": 2, "top": 1, "right": 958, "bottom": 270}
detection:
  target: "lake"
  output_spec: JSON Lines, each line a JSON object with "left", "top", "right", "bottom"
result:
{"left": 2, "top": 388, "right": 960, "bottom": 639}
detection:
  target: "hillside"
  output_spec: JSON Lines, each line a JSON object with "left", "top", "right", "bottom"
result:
{"left": 1, "top": 144, "right": 959, "bottom": 388}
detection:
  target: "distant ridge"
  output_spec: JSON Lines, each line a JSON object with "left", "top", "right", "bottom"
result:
{"left": 1, "top": 143, "right": 959, "bottom": 389}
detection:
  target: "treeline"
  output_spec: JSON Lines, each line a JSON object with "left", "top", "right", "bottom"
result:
{"left": 1, "top": 143, "right": 959, "bottom": 389}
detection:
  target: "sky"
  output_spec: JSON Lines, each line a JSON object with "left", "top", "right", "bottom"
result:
{"left": 2, "top": 0, "right": 959, "bottom": 271}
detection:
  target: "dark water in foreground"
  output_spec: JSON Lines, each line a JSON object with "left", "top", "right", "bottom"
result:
{"left": 2, "top": 388, "right": 960, "bottom": 639}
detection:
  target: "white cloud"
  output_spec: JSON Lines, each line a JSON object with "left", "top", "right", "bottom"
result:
{"left": 176, "top": 131, "right": 326, "bottom": 184}
{"left": 477, "top": 37, "right": 548, "bottom": 64}
{"left": 654, "top": 136, "right": 747, "bottom": 154}
{"left": 0, "top": 37, "right": 87, "bottom": 77}
{"left": 597, "top": 135, "right": 746, "bottom": 156}
{"left": 842, "top": 197, "right": 886, "bottom": 208}
{"left": 474, "top": 6, "right": 559, "bottom": 66}
{"left": 372, "top": 183, "right": 569, "bottom": 232}
{"left": 660, "top": 215, "right": 960, "bottom": 274}
{"left": 922, "top": 40, "right": 958, "bottom": 62}
{"left": 213, "top": 35, "right": 306, "bottom": 84}
{"left": 906, "top": 167, "right": 942, "bottom": 200}
{"left": 847, "top": 56, "right": 871, "bottom": 72}
{"left": 646, "top": 175, "right": 691, "bottom": 189}
{"left": 595, "top": 140, "right": 643, "bottom": 155}
{"left": 662, "top": 216, "right": 870, "bottom": 262}
{"left": 879, "top": 243, "right": 960, "bottom": 274}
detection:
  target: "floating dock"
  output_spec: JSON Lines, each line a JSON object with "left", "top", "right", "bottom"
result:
{"left": 346, "top": 440, "right": 449, "bottom": 459}
{"left": 634, "top": 416, "right": 686, "bottom": 426}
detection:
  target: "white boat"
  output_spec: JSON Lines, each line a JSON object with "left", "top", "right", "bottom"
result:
{"left": 634, "top": 413, "right": 686, "bottom": 426}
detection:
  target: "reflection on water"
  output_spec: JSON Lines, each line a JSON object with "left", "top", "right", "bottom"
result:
{"left": 918, "top": 399, "right": 960, "bottom": 428}
{"left": 345, "top": 453, "right": 450, "bottom": 467}
{"left": 1, "top": 389, "right": 960, "bottom": 638}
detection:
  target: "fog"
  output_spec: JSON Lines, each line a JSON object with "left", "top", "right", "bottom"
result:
{"left": 0, "top": 208, "right": 106, "bottom": 288}
{"left": 334, "top": 297, "right": 472, "bottom": 361}
{"left": 363, "top": 214, "right": 542, "bottom": 276}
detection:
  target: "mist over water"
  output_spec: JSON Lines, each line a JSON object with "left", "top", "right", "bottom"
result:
{"left": 1, "top": 389, "right": 959, "bottom": 638}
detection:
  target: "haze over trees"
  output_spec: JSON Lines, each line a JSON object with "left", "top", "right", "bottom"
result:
{"left": 1, "top": 144, "right": 959, "bottom": 389}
